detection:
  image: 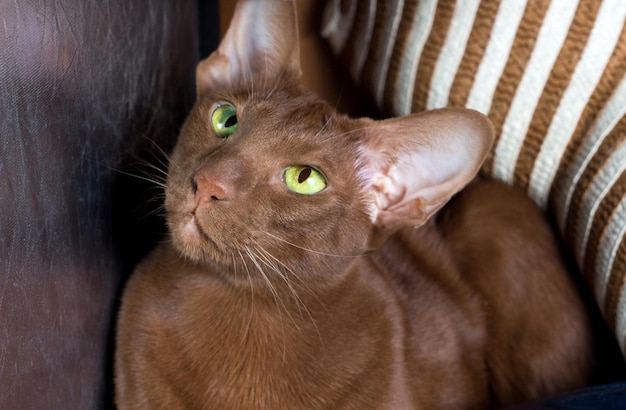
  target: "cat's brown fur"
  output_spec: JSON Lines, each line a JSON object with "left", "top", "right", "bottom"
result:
{"left": 115, "top": 1, "right": 598, "bottom": 408}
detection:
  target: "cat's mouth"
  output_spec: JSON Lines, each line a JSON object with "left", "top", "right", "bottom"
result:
{"left": 190, "top": 213, "right": 216, "bottom": 245}
{"left": 170, "top": 208, "right": 245, "bottom": 264}
{"left": 187, "top": 210, "right": 226, "bottom": 248}
{"left": 174, "top": 212, "right": 204, "bottom": 245}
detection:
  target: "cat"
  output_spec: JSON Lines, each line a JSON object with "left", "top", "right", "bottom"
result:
{"left": 114, "top": 0, "right": 600, "bottom": 408}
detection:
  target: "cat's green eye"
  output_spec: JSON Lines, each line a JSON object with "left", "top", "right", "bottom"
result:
{"left": 211, "top": 103, "right": 238, "bottom": 138}
{"left": 283, "top": 166, "right": 327, "bottom": 195}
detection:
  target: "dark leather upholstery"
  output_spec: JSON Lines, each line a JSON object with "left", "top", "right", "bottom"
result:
{"left": 0, "top": 0, "right": 216, "bottom": 407}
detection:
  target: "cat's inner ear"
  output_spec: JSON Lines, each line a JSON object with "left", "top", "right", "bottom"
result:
{"left": 197, "top": 0, "right": 301, "bottom": 94}
{"left": 358, "top": 108, "right": 495, "bottom": 234}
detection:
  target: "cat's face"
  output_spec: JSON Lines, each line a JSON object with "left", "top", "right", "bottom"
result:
{"left": 163, "top": 0, "right": 493, "bottom": 285}
{"left": 165, "top": 76, "right": 373, "bottom": 282}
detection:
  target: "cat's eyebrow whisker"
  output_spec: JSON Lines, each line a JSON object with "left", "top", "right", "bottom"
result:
{"left": 312, "top": 109, "right": 334, "bottom": 141}
{"left": 243, "top": 54, "right": 256, "bottom": 100}
{"left": 252, "top": 243, "right": 302, "bottom": 284}
{"left": 330, "top": 85, "right": 346, "bottom": 118}
{"left": 334, "top": 125, "right": 376, "bottom": 139}
{"left": 259, "top": 231, "right": 367, "bottom": 258}
{"left": 265, "top": 69, "right": 285, "bottom": 101}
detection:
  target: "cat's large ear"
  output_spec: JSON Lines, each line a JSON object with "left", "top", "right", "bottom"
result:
{"left": 358, "top": 108, "right": 494, "bottom": 238}
{"left": 196, "top": 0, "right": 301, "bottom": 95}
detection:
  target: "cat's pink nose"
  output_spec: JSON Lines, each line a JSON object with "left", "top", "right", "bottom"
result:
{"left": 192, "top": 167, "right": 232, "bottom": 204}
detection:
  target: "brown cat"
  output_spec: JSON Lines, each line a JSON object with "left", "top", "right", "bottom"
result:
{"left": 114, "top": 1, "right": 598, "bottom": 408}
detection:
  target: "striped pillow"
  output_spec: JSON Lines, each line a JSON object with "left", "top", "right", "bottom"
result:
{"left": 322, "top": 0, "right": 626, "bottom": 352}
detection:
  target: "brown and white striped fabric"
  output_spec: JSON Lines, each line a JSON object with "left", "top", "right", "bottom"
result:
{"left": 322, "top": 0, "right": 626, "bottom": 353}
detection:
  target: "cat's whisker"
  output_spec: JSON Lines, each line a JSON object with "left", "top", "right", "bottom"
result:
{"left": 136, "top": 160, "right": 169, "bottom": 180}
{"left": 245, "top": 247, "right": 274, "bottom": 297}
{"left": 156, "top": 236, "right": 175, "bottom": 247}
{"left": 112, "top": 167, "right": 167, "bottom": 189}
{"left": 134, "top": 132, "right": 173, "bottom": 166}
{"left": 92, "top": 155, "right": 166, "bottom": 189}
{"left": 136, "top": 187, "right": 166, "bottom": 202}
{"left": 258, "top": 230, "right": 368, "bottom": 258}
{"left": 245, "top": 246, "right": 291, "bottom": 362}
{"left": 141, "top": 204, "right": 167, "bottom": 220}
{"left": 250, "top": 241, "right": 319, "bottom": 303}
{"left": 252, "top": 244, "right": 308, "bottom": 318}
{"left": 145, "top": 192, "right": 167, "bottom": 202}
{"left": 123, "top": 186, "right": 167, "bottom": 223}
{"left": 244, "top": 247, "right": 287, "bottom": 318}
{"left": 122, "top": 133, "right": 172, "bottom": 181}
{"left": 252, "top": 243, "right": 324, "bottom": 346}
{"left": 126, "top": 146, "right": 169, "bottom": 173}
{"left": 237, "top": 250, "right": 256, "bottom": 344}
{"left": 249, "top": 246, "right": 309, "bottom": 338}
{"left": 251, "top": 248, "right": 303, "bottom": 336}
{"left": 89, "top": 141, "right": 171, "bottom": 226}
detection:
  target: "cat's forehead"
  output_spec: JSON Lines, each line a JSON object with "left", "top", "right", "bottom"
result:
{"left": 198, "top": 85, "right": 352, "bottom": 145}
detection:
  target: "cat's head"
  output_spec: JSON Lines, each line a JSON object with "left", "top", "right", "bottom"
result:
{"left": 164, "top": 0, "right": 494, "bottom": 285}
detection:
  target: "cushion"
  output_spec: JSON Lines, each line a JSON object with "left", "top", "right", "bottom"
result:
{"left": 322, "top": 0, "right": 626, "bottom": 352}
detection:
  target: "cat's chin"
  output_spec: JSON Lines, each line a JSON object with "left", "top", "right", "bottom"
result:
{"left": 168, "top": 212, "right": 224, "bottom": 264}
{"left": 172, "top": 213, "right": 201, "bottom": 244}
